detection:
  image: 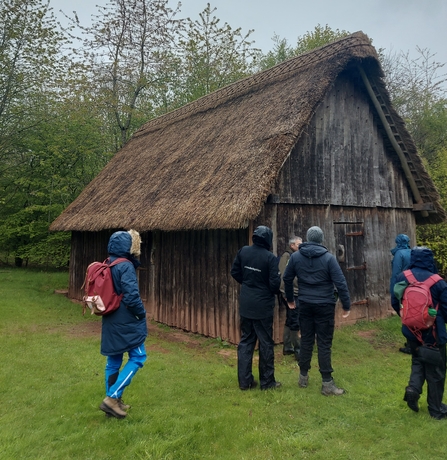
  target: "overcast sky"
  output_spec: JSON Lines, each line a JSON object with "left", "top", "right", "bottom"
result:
{"left": 52, "top": 0, "right": 447, "bottom": 66}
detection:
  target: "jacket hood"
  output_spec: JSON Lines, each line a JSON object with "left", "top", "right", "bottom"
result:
{"left": 299, "top": 241, "right": 328, "bottom": 258}
{"left": 391, "top": 234, "right": 410, "bottom": 255}
{"left": 108, "top": 231, "right": 132, "bottom": 257}
{"left": 252, "top": 225, "right": 273, "bottom": 250}
{"left": 409, "top": 247, "right": 438, "bottom": 273}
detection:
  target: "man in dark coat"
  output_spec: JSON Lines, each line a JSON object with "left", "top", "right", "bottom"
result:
{"left": 391, "top": 246, "right": 447, "bottom": 420}
{"left": 283, "top": 226, "right": 351, "bottom": 396}
{"left": 99, "top": 230, "right": 148, "bottom": 419}
{"left": 231, "top": 225, "right": 282, "bottom": 390}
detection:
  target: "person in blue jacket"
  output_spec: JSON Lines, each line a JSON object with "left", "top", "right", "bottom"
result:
{"left": 390, "top": 234, "right": 412, "bottom": 354}
{"left": 391, "top": 246, "right": 447, "bottom": 420}
{"left": 283, "top": 226, "right": 351, "bottom": 396}
{"left": 231, "top": 225, "right": 282, "bottom": 390}
{"left": 99, "top": 230, "right": 148, "bottom": 419}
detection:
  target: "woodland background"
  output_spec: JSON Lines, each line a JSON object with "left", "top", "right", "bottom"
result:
{"left": 1, "top": 0, "right": 446, "bottom": 273}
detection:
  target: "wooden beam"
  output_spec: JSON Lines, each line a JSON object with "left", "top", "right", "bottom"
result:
{"left": 357, "top": 66, "right": 429, "bottom": 218}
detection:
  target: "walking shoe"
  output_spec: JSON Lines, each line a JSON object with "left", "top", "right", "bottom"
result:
{"left": 298, "top": 374, "right": 308, "bottom": 388}
{"left": 118, "top": 398, "right": 131, "bottom": 410}
{"left": 283, "top": 348, "right": 295, "bottom": 356}
{"left": 100, "top": 396, "right": 127, "bottom": 419}
{"left": 321, "top": 379, "right": 345, "bottom": 396}
{"left": 240, "top": 380, "right": 258, "bottom": 391}
{"left": 403, "top": 387, "right": 420, "bottom": 412}
{"left": 261, "top": 381, "right": 282, "bottom": 390}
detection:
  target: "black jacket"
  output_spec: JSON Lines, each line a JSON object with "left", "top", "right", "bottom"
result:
{"left": 283, "top": 242, "right": 350, "bottom": 310}
{"left": 231, "top": 227, "right": 281, "bottom": 319}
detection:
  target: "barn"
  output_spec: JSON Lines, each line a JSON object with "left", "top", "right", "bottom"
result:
{"left": 50, "top": 31, "right": 446, "bottom": 344}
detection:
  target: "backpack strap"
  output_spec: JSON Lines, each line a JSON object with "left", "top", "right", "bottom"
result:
{"left": 403, "top": 270, "right": 442, "bottom": 288}
{"left": 105, "top": 257, "right": 130, "bottom": 267}
{"left": 403, "top": 270, "right": 416, "bottom": 284}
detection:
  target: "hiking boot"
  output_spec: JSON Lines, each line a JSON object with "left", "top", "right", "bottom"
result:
{"left": 283, "top": 348, "right": 295, "bottom": 356}
{"left": 100, "top": 396, "right": 127, "bottom": 419}
{"left": 321, "top": 379, "right": 345, "bottom": 396}
{"left": 399, "top": 346, "right": 412, "bottom": 355}
{"left": 261, "top": 381, "right": 282, "bottom": 390}
{"left": 403, "top": 387, "right": 420, "bottom": 412}
{"left": 298, "top": 374, "right": 309, "bottom": 388}
{"left": 240, "top": 380, "right": 258, "bottom": 391}
{"left": 118, "top": 398, "right": 131, "bottom": 411}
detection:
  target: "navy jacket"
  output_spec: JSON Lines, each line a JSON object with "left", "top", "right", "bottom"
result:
{"left": 101, "top": 231, "right": 148, "bottom": 356}
{"left": 283, "top": 242, "right": 350, "bottom": 311}
{"left": 231, "top": 227, "right": 281, "bottom": 319}
{"left": 391, "top": 247, "right": 447, "bottom": 345}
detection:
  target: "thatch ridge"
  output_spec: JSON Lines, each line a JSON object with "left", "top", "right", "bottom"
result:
{"left": 50, "top": 31, "right": 445, "bottom": 232}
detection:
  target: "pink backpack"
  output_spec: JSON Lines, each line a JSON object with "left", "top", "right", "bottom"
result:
{"left": 401, "top": 270, "right": 442, "bottom": 338}
{"left": 82, "top": 258, "right": 129, "bottom": 316}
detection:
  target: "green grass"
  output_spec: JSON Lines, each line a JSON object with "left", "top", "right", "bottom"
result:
{"left": 1, "top": 268, "right": 446, "bottom": 459}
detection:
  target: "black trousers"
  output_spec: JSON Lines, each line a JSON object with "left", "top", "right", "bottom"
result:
{"left": 238, "top": 316, "right": 276, "bottom": 389}
{"left": 299, "top": 302, "right": 335, "bottom": 380}
{"left": 408, "top": 340, "right": 446, "bottom": 418}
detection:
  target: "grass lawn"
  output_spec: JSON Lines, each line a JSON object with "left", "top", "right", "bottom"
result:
{"left": 0, "top": 268, "right": 445, "bottom": 459}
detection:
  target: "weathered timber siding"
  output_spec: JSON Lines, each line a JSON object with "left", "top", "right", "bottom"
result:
{"left": 150, "top": 229, "right": 248, "bottom": 344}
{"left": 277, "top": 71, "right": 412, "bottom": 209}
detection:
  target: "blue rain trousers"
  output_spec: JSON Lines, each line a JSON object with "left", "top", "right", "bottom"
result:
{"left": 105, "top": 344, "right": 147, "bottom": 399}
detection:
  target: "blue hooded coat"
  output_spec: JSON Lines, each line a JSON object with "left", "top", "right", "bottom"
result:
{"left": 391, "top": 247, "right": 447, "bottom": 345}
{"left": 101, "top": 231, "right": 148, "bottom": 356}
{"left": 390, "top": 234, "right": 411, "bottom": 295}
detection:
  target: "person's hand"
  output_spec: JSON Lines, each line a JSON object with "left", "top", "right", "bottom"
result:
{"left": 342, "top": 310, "right": 351, "bottom": 318}
{"left": 288, "top": 301, "right": 296, "bottom": 309}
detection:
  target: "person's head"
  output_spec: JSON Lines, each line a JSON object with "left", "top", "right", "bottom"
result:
{"left": 395, "top": 234, "right": 410, "bottom": 249}
{"left": 306, "top": 226, "right": 324, "bottom": 244}
{"left": 108, "top": 229, "right": 141, "bottom": 257}
{"left": 289, "top": 236, "right": 302, "bottom": 252}
{"left": 409, "top": 246, "right": 437, "bottom": 273}
{"left": 252, "top": 225, "right": 273, "bottom": 249}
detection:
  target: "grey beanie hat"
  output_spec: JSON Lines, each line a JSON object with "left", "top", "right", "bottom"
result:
{"left": 307, "top": 226, "right": 324, "bottom": 244}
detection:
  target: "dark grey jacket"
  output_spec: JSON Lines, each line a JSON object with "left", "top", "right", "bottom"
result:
{"left": 283, "top": 242, "right": 350, "bottom": 311}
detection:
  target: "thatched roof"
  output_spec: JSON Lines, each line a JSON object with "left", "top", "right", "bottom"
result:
{"left": 50, "top": 31, "right": 446, "bottom": 232}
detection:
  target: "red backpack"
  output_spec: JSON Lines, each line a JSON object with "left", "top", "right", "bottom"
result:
{"left": 82, "top": 258, "right": 129, "bottom": 316}
{"left": 400, "top": 269, "right": 442, "bottom": 338}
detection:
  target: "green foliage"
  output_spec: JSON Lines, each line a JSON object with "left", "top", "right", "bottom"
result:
{"left": 3, "top": 268, "right": 447, "bottom": 459}
{"left": 257, "top": 24, "right": 351, "bottom": 71}
{"left": 257, "top": 34, "right": 297, "bottom": 71}
{"left": 295, "top": 24, "right": 351, "bottom": 55}
{"left": 177, "top": 3, "right": 259, "bottom": 102}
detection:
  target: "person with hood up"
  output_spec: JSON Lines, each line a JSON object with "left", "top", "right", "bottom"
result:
{"left": 390, "top": 234, "right": 412, "bottom": 354}
{"left": 99, "top": 230, "right": 148, "bottom": 419}
{"left": 391, "top": 246, "right": 447, "bottom": 420}
{"left": 283, "top": 226, "right": 351, "bottom": 396}
{"left": 231, "top": 225, "right": 282, "bottom": 390}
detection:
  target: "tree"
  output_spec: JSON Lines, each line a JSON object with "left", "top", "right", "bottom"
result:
{"left": 257, "top": 34, "right": 296, "bottom": 71}
{"left": 294, "top": 24, "right": 351, "bottom": 55}
{"left": 72, "top": 0, "right": 182, "bottom": 148}
{"left": 257, "top": 24, "right": 351, "bottom": 71}
{"left": 175, "top": 3, "right": 259, "bottom": 104}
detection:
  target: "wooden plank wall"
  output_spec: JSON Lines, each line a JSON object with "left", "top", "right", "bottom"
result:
{"left": 150, "top": 228, "right": 248, "bottom": 344}
{"left": 277, "top": 71, "right": 412, "bottom": 210}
